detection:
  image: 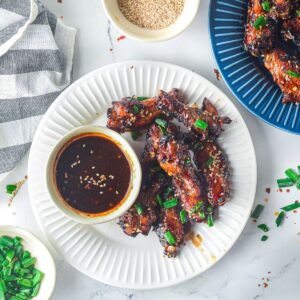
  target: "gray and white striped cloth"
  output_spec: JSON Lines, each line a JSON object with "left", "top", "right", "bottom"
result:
{"left": 0, "top": 0, "right": 76, "bottom": 181}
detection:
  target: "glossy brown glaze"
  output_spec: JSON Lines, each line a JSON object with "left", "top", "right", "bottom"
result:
{"left": 54, "top": 133, "right": 131, "bottom": 215}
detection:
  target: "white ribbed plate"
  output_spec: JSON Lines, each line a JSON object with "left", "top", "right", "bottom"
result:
{"left": 28, "top": 61, "right": 257, "bottom": 289}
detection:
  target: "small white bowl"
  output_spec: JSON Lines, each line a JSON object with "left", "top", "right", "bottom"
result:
{"left": 102, "top": 0, "right": 201, "bottom": 42}
{"left": 0, "top": 226, "right": 56, "bottom": 300}
{"left": 46, "top": 125, "right": 142, "bottom": 225}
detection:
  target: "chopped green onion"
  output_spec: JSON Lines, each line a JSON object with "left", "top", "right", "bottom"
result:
{"left": 297, "top": 10, "right": 300, "bottom": 17}
{"left": 0, "top": 236, "right": 14, "bottom": 248}
{"left": 6, "top": 184, "right": 17, "bottom": 194}
{"left": 198, "top": 211, "right": 205, "bottom": 219}
{"left": 155, "top": 118, "right": 168, "bottom": 128}
{"left": 296, "top": 180, "right": 300, "bottom": 190}
{"left": 207, "top": 215, "right": 214, "bottom": 227}
{"left": 262, "top": 0, "right": 271, "bottom": 12}
{"left": 285, "top": 168, "right": 299, "bottom": 183}
{"left": 31, "top": 282, "right": 41, "bottom": 297}
{"left": 6, "top": 250, "right": 15, "bottom": 262}
{"left": 261, "top": 235, "right": 268, "bottom": 241}
{"left": 136, "top": 96, "right": 149, "bottom": 101}
{"left": 250, "top": 204, "right": 264, "bottom": 219}
{"left": 163, "top": 197, "right": 178, "bottom": 209}
{"left": 185, "top": 159, "right": 191, "bottom": 164}
{"left": 257, "top": 224, "right": 269, "bottom": 232}
{"left": 132, "top": 105, "right": 140, "bottom": 114}
{"left": 134, "top": 203, "right": 144, "bottom": 215}
{"left": 156, "top": 194, "right": 163, "bottom": 207}
{"left": 281, "top": 201, "right": 300, "bottom": 212}
{"left": 17, "top": 278, "right": 32, "bottom": 288}
{"left": 131, "top": 131, "right": 141, "bottom": 141}
{"left": 194, "top": 119, "right": 208, "bottom": 130}
{"left": 164, "top": 231, "right": 176, "bottom": 245}
{"left": 207, "top": 205, "right": 213, "bottom": 213}
{"left": 276, "top": 211, "right": 285, "bottom": 227}
{"left": 254, "top": 15, "right": 266, "bottom": 30}
{"left": 298, "top": 165, "right": 300, "bottom": 175}
{"left": 207, "top": 157, "right": 214, "bottom": 167}
{"left": 277, "top": 178, "right": 294, "bottom": 188}
{"left": 287, "top": 70, "right": 300, "bottom": 79}
{"left": 191, "top": 200, "right": 204, "bottom": 213}
{"left": 163, "top": 186, "right": 173, "bottom": 199}
{"left": 180, "top": 210, "right": 187, "bottom": 224}
{"left": 158, "top": 125, "right": 167, "bottom": 135}
{"left": 22, "top": 257, "right": 36, "bottom": 269}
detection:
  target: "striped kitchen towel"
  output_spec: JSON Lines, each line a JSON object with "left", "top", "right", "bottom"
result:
{"left": 0, "top": 0, "right": 76, "bottom": 181}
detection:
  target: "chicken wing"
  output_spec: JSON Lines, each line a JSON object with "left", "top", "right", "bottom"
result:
{"left": 270, "top": 0, "right": 292, "bottom": 20}
{"left": 118, "top": 163, "right": 167, "bottom": 236}
{"left": 193, "top": 139, "right": 230, "bottom": 207}
{"left": 155, "top": 206, "right": 190, "bottom": 257}
{"left": 107, "top": 97, "right": 161, "bottom": 133}
{"left": 264, "top": 48, "right": 300, "bottom": 103}
{"left": 147, "top": 122, "right": 210, "bottom": 222}
{"left": 282, "top": 14, "right": 300, "bottom": 50}
{"left": 244, "top": 0, "right": 277, "bottom": 57}
{"left": 156, "top": 90, "right": 231, "bottom": 140}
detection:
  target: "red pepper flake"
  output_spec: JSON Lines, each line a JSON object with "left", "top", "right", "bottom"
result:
{"left": 258, "top": 284, "right": 261, "bottom": 287}
{"left": 252, "top": 219, "right": 257, "bottom": 223}
{"left": 117, "top": 35, "right": 126, "bottom": 42}
{"left": 268, "top": 271, "right": 271, "bottom": 274}
{"left": 293, "top": 210, "right": 297, "bottom": 213}
{"left": 279, "top": 188, "right": 283, "bottom": 192}
{"left": 263, "top": 283, "right": 268, "bottom": 288}
{"left": 213, "top": 68, "right": 221, "bottom": 80}
{"left": 265, "top": 187, "right": 271, "bottom": 194}
{"left": 264, "top": 198, "right": 269, "bottom": 203}
{"left": 287, "top": 189, "right": 290, "bottom": 193}
{"left": 57, "top": 0, "right": 62, "bottom": 2}
{"left": 109, "top": 48, "right": 113, "bottom": 52}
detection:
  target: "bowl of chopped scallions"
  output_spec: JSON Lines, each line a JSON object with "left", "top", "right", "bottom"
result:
{"left": 0, "top": 226, "right": 56, "bottom": 300}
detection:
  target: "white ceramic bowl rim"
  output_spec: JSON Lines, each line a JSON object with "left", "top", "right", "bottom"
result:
{"left": 101, "top": 0, "right": 201, "bottom": 42}
{"left": 46, "top": 125, "right": 142, "bottom": 225}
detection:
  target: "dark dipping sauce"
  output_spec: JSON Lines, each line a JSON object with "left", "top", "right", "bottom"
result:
{"left": 54, "top": 133, "right": 131, "bottom": 215}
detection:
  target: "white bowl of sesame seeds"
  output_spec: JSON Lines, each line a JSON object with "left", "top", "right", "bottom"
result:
{"left": 102, "top": 0, "right": 201, "bottom": 42}
{"left": 45, "top": 125, "right": 142, "bottom": 225}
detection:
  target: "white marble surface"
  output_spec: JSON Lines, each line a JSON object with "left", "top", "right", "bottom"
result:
{"left": 1, "top": 0, "right": 300, "bottom": 299}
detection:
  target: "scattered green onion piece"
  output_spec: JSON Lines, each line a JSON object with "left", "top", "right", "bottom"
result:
{"left": 0, "top": 236, "right": 14, "bottom": 248}
{"left": 254, "top": 15, "right": 266, "bottom": 30}
{"left": 22, "top": 257, "right": 36, "bottom": 269}
{"left": 131, "top": 131, "right": 141, "bottom": 141}
{"left": 257, "top": 224, "right": 269, "bottom": 232}
{"left": 164, "top": 231, "right": 176, "bottom": 245}
{"left": 135, "top": 203, "right": 144, "bottom": 215}
{"left": 287, "top": 70, "right": 300, "bottom": 79}
{"left": 6, "top": 184, "right": 17, "bottom": 195}
{"left": 136, "top": 96, "right": 149, "bottom": 101}
{"left": 156, "top": 194, "right": 163, "bottom": 207}
{"left": 207, "top": 206, "right": 213, "bottom": 213}
{"left": 163, "top": 187, "right": 173, "bottom": 199}
{"left": 296, "top": 180, "right": 300, "bottom": 190}
{"left": 198, "top": 211, "right": 205, "bottom": 219}
{"left": 163, "top": 198, "right": 178, "bottom": 209}
{"left": 297, "top": 10, "right": 300, "bottom": 17}
{"left": 285, "top": 168, "right": 299, "bottom": 183}
{"left": 276, "top": 211, "right": 285, "bottom": 227}
{"left": 261, "top": 235, "right": 268, "bottom": 241}
{"left": 31, "top": 282, "right": 41, "bottom": 297}
{"left": 180, "top": 210, "right": 187, "bottom": 224}
{"left": 207, "top": 215, "right": 214, "bottom": 227}
{"left": 155, "top": 118, "right": 167, "bottom": 128}
{"left": 281, "top": 201, "right": 300, "bottom": 212}
{"left": 158, "top": 125, "right": 167, "bottom": 135}
{"left": 250, "top": 204, "right": 264, "bottom": 219}
{"left": 298, "top": 165, "right": 300, "bottom": 175}
{"left": 194, "top": 119, "right": 208, "bottom": 130}
{"left": 207, "top": 157, "right": 213, "bottom": 167}
{"left": 277, "top": 178, "right": 294, "bottom": 188}
{"left": 262, "top": 0, "right": 271, "bottom": 12}
{"left": 191, "top": 200, "right": 204, "bottom": 213}
{"left": 186, "top": 159, "right": 191, "bottom": 164}
{"left": 132, "top": 105, "right": 140, "bottom": 114}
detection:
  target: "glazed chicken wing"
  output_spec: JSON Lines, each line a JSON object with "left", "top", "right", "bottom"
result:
{"left": 270, "top": 0, "right": 292, "bottom": 20}
{"left": 119, "top": 163, "right": 167, "bottom": 236}
{"left": 155, "top": 206, "right": 190, "bottom": 258}
{"left": 193, "top": 140, "right": 230, "bottom": 207}
{"left": 264, "top": 48, "right": 300, "bottom": 103}
{"left": 244, "top": 0, "right": 277, "bottom": 57}
{"left": 156, "top": 90, "right": 231, "bottom": 140}
{"left": 107, "top": 97, "right": 161, "bottom": 133}
{"left": 146, "top": 122, "right": 210, "bottom": 222}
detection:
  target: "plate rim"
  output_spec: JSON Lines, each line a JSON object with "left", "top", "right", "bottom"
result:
{"left": 28, "top": 60, "right": 257, "bottom": 290}
{"left": 208, "top": 0, "right": 300, "bottom": 135}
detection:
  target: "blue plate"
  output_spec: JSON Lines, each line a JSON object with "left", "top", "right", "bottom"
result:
{"left": 209, "top": 0, "right": 300, "bottom": 134}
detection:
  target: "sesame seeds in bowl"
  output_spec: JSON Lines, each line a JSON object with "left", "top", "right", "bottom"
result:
{"left": 102, "top": 0, "right": 201, "bottom": 42}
